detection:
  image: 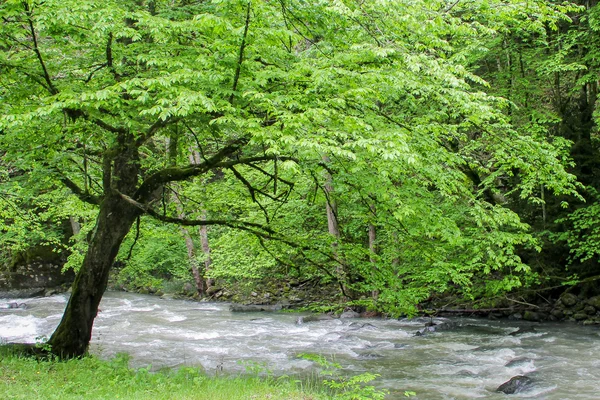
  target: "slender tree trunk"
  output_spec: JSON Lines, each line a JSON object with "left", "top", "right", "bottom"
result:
{"left": 199, "top": 210, "right": 213, "bottom": 289}
{"left": 323, "top": 161, "right": 341, "bottom": 265}
{"left": 368, "top": 204, "right": 379, "bottom": 300}
{"left": 181, "top": 225, "right": 205, "bottom": 296}
{"left": 69, "top": 216, "right": 81, "bottom": 236}
{"left": 322, "top": 156, "right": 350, "bottom": 298}
{"left": 48, "top": 195, "right": 140, "bottom": 357}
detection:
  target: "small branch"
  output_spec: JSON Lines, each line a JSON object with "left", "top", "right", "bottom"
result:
{"left": 106, "top": 32, "right": 120, "bottom": 81}
{"left": 444, "top": 0, "right": 461, "bottom": 13}
{"left": 91, "top": 117, "right": 127, "bottom": 134}
{"left": 84, "top": 63, "right": 108, "bottom": 83}
{"left": 126, "top": 216, "right": 141, "bottom": 261}
{"left": 24, "top": 2, "right": 58, "bottom": 95}
{"left": 229, "top": 1, "right": 251, "bottom": 103}
{"left": 55, "top": 170, "right": 102, "bottom": 205}
{"left": 135, "top": 117, "right": 180, "bottom": 146}
{"left": 505, "top": 296, "right": 540, "bottom": 309}
{"left": 135, "top": 137, "right": 248, "bottom": 200}
{"left": 229, "top": 165, "right": 271, "bottom": 222}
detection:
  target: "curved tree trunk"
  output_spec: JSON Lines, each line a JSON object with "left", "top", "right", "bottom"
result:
{"left": 48, "top": 143, "right": 141, "bottom": 358}
{"left": 48, "top": 195, "right": 140, "bottom": 357}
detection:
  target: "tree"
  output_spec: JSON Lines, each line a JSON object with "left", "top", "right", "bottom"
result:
{"left": 0, "top": 0, "right": 579, "bottom": 357}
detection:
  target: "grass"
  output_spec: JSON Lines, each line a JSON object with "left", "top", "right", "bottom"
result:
{"left": 0, "top": 350, "right": 330, "bottom": 400}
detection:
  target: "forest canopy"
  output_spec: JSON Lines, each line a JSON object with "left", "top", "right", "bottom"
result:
{"left": 0, "top": 0, "right": 598, "bottom": 357}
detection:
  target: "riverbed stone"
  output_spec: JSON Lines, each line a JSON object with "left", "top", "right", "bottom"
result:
{"left": 587, "top": 296, "right": 600, "bottom": 309}
{"left": 583, "top": 318, "right": 600, "bottom": 326}
{"left": 550, "top": 309, "right": 564, "bottom": 319}
{"left": 0, "top": 288, "right": 46, "bottom": 299}
{"left": 573, "top": 312, "right": 588, "bottom": 321}
{"left": 523, "top": 311, "right": 544, "bottom": 322}
{"left": 560, "top": 293, "right": 578, "bottom": 307}
{"left": 340, "top": 310, "right": 360, "bottom": 319}
{"left": 584, "top": 305, "right": 596, "bottom": 315}
{"left": 296, "top": 314, "right": 333, "bottom": 324}
{"left": 497, "top": 376, "right": 533, "bottom": 394}
{"left": 230, "top": 304, "right": 283, "bottom": 312}
{"left": 509, "top": 326, "right": 536, "bottom": 336}
{"left": 505, "top": 357, "right": 533, "bottom": 368}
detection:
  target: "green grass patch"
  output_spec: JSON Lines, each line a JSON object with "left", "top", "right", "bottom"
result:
{"left": 0, "top": 351, "right": 329, "bottom": 400}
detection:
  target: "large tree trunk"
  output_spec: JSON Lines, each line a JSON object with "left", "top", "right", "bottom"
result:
{"left": 48, "top": 143, "right": 141, "bottom": 358}
{"left": 48, "top": 195, "right": 139, "bottom": 357}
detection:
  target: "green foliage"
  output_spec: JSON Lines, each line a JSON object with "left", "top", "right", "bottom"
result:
{"left": 115, "top": 220, "right": 189, "bottom": 290}
{"left": 0, "top": 0, "right": 589, "bottom": 322}
{"left": 298, "top": 353, "right": 387, "bottom": 400}
{"left": 555, "top": 189, "right": 600, "bottom": 264}
{"left": 0, "top": 352, "right": 328, "bottom": 400}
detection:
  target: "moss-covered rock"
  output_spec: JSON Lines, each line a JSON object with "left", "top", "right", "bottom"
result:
{"left": 560, "top": 293, "right": 578, "bottom": 307}
{"left": 587, "top": 296, "right": 600, "bottom": 309}
{"left": 573, "top": 313, "right": 588, "bottom": 321}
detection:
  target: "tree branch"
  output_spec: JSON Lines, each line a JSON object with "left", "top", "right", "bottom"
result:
{"left": 229, "top": 1, "right": 251, "bottom": 103}
{"left": 135, "top": 137, "right": 248, "bottom": 200}
{"left": 229, "top": 165, "right": 271, "bottom": 222}
{"left": 55, "top": 172, "right": 102, "bottom": 205}
{"left": 24, "top": 2, "right": 58, "bottom": 95}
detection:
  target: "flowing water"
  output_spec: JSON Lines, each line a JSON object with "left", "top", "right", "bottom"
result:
{"left": 2, "top": 291, "right": 600, "bottom": 399}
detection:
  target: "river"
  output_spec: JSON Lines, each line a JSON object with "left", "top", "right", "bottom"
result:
{"left": 1, "top": 291, "right": 599, "bottom": 399}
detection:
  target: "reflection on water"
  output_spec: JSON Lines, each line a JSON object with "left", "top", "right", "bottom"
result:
{"left": 2, "top": 291, "right": 600, "bottom": 399}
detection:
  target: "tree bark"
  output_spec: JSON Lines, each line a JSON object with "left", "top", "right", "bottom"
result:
{"left": 48, "top": 194, "right": 140, "bottom": 357}
{"left": 48, "top": 143, "right": 141, "bottom": 358}
{"left": 181, "top": 226, "right": 205, "bottom": 296}
{"left": 199, "top": 210, "right": 214, "bottom": 289}
{"left": 368, "top": 204, "right": 379, "bottom": 300}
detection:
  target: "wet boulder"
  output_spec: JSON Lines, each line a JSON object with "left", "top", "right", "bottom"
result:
{"left": 509, "top": 326, "right": 536, "bottom": 336}
{"left": 0, "top": 288, "right": 45, "bottom": 299}
{"left": 340, "top": 310, "right": 360, "bottom": 319}
{"left": 415, "top": 321, "right": 459, "bottom": 336}
{"left": 560, "top": 293, "right": 578, "bottom": 307}
{"left": 496, "top": 375, "right": 533, "bottom": 394}
{"left": 295, "top": 314, "right": 333, "bottom": 324}
{"left": 229, "top": 304, "right": 282, "bottom": 312}
{"left": 347, "top": 322, "right": 377, "bottom": 331}
{"left": 587, "top": 296, "right": 600, "bottom": 310}
{"left": 0, "top": 302, "right": 28, "bottom": 310}
{"left": 504, "top": 357, "right": 533, "bottom": 368}
{"left": 523, "top": 311, "right": 544, "bottom": 322}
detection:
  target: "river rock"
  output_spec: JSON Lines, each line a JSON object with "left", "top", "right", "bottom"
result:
{"left": 583, "top": 318, "right": 600, "bottom": 326}
{"left": 587, "top": 296, "right": 600, "bottom": 309}
{"left": 509, "top": 326, "right": 536, "bottom": 336}
{"left": 0, "top": 288, "right": 45, "bottom": 299}
{"left": 415, "top": 321, "right": 459, "bottom": 336}
{"left": 496, "top": 376, "right": 533, "bottom": 394}
{"left": 505, "top": 357, "right": 533, "bottom": 368}
{"left": 347, "top": 322, "right": 377, "bottom": 331}
{"left": 360, "top": 310, "right": 379, "bottom": 318}
{"left": 0, "top": 302, "right": 28, "bottom": 310}
{"left": 573, "top": 312, "right": 588, "bottom": 321}
{"left": 584, "top": 305, "right": 596, "bottom": 315}
{"left": 296, "top": 314, "right": 333, "bottom": 324}
{"left": 340, "top": 310, "right": 360, "bottom": 319}
{"left": 523, "top": 311, "right": 544, "bottom": 322}
{"left": 560, "top": 293, "right": 578, "bottom": 307}
{"left": 230, "top": 304, "right": 282, "bottom": 312}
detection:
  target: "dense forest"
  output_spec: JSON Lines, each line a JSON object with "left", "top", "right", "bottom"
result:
{"left": 1, "top": 0, "right": 599, "bottom": 357}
